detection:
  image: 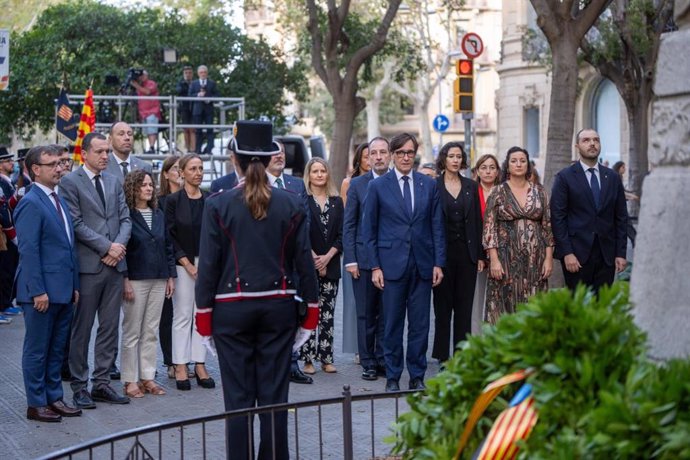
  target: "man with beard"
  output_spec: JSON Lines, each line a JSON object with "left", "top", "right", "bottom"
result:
{"left": 550, "top": 128, "right": 628, "bottom": 292}
{"left": 105, "top": 121, "right": 153, "bottom": 184}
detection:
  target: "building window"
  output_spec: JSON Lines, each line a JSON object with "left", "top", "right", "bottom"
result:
{"left": 592, "top": 79, "right": 621, "bottom": 164}
{"left": 524, "top": 107, "right": 540, "bottom": 158}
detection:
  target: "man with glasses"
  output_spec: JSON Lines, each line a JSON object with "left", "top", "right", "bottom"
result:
{"left": 364, "top": 133, "right": 445, "bottom": 392}
{"left": 60, "top": 132, "right": 132, "bottom": 409}
{"left": 14, "top": 145, "right": 81, "bottom": 422}
{"left": 343, "top": 136, "right": 390, "bottom": 381}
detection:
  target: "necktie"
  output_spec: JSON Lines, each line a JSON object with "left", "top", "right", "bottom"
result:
{"left": 94, "top": 175, "right": 106, "bottom": 209}
{"left": 50, "top": 192, "right": 65, "bottom": 229}
{"left": 588, "top": 167, "right": 600, "bottom": 209}
{"left": 402, "top": 176, "right": 412, "bottom": 217}
{"left": 275, "top": 177, "right": 284, "bottom": 189}
{"left": 121, "top": 161, "right": 129, "bottom": 177}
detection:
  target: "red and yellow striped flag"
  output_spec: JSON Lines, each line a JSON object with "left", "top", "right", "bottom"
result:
{"left": 73, "top": 88, "right": 95, "bottom": 165}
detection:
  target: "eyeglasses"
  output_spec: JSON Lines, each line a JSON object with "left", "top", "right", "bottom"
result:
{"left": 394, "top": 150, "right": 416, "bottom": 158}
{"left": 59, "top": 159, "right": 73, "bottom": 167}
{"left": 36, "top": 161, "right": 64, "bottom": 169}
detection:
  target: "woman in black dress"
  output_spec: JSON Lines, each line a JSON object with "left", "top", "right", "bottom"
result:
{"left": 300, "top": 158, "right": 343, "bottom": 375}
{"left": 195, "top": 121, "right": 319, "bottom": 460}
{"left": 432, "top": 142, "right": 485, "bottom": 363}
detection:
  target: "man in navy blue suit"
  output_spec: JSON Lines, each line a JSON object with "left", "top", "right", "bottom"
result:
{"left": 14, "top": 145, "right": 82, "bottom": 422}
{"left": 551, "top": 128, "right": 628, "bottom": 292}
{"left": 364, "top": 132, "right": 445, "bottom": 392}
{"left": 189, "top": 65, "right": 219, "bottom": 154}
{"left": 343, "top": 136, "right": 390, "bottom": 381}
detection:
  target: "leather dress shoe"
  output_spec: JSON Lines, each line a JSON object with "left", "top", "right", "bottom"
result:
{"left": 409, "top": 378, "right": 426, "bottom": 390}
{"left": 109, "top": 365, "right": 121, "bottom": 381}
{"left": 73, "top": 389, "right": 96, "bottom": 409}
{"left": 92, "top": 384, "right": 130, "bottom": 404}
{"left": 27, "top": 406, "right": 62, "bottom": 423}
{"left": 361, "top": 367, "right": 378, "bottom": 381}
{"left": 290, "top": 369, "right": 313, "bottom": 384}
{"left": 385, "top": 379, "right": 400, "bottom": 392}
{"left": 50, "top": 400, "right": 82, "bottom": 417}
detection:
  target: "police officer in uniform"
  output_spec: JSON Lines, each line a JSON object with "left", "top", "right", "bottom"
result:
{"left": 195, "top": 120, "right": 319, "bottom": 460}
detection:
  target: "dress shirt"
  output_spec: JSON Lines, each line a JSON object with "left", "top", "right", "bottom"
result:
{"left": 394, "top": 168, "right": 414, "bottom": 212}
{"left": 114, "top": 154, "right": 131, "bottom": 172}
{"left": 580, "top": 161, "right": 600, "bottom": 188}
{"left": 34, "top": 181, "right": 71, "bottom": 243}
{"left": 267, "top": 172, "right": 285, "bottom": 189}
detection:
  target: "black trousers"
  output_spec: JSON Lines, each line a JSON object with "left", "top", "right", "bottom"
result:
{"left": 194, "top": 110, "right": 214, "bottom": 154}
{"left": 432, "top": 239, "right": 477, "bottom": 362}
{"left": 213, "top": 298, "right": 296, "bottom": 460}
{"left": 352, "top": 269, "right": 385, "bottom": 369}
{"left": 159, "top": 296, "right": 173, "bottom": 367}
{"left": 0, "top": 241, "right": 18, "bottom": 309}
{"left": 562, "top": 236, "right": 615, "bottom": 294}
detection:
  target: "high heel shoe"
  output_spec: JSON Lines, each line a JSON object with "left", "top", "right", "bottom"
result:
{"left": 194, "top": 364, "right": 215, "bottom": 389}
{"left": 174, "top": 364, "right": 191, "bottom": 391}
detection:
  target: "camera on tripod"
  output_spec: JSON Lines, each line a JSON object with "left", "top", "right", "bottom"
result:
{"left": 120, "top": 67, "right": 145, "bottom": 94}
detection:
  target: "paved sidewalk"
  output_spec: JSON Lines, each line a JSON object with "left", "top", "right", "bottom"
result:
{"left": 0, "top": 287, "right": 440, "bottom": 459}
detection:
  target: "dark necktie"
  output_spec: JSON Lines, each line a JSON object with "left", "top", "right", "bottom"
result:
{"left": 94, "top": 175, "right": 106, "bottom": 209}
{"left": 402, "top": 175, "right": 412, "bottom": 217}
{"left": 588, "top": 167, "right": 600, "bottom": 209}
{"left": 121, "top": 161, "right": 129, "bottom": 177}
{"left": 275, "top": 177, "right": 284, "bottom": 189}
{"left": 50, "top": 192, "right": 65, "bottom": 229}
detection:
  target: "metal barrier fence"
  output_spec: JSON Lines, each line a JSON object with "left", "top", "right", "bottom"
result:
{"left": 39, "top": 385, "right": 417, "bottom": 460}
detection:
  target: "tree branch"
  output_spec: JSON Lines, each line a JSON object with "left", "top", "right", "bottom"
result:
{"left": 530, "top": 0, "right": 562, "bottom": 41}
{"left": 306, "top": 0, "right": 328, "bottom": 85}
{"left": 574, "top": 0, "right": 612, "bottom": 39}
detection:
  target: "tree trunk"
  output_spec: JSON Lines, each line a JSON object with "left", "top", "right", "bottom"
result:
{"left": 542, "top": 38, "right": 580, "bottom": 191}
{"left": 624, "top": 89, "right": 651, "bottom": 217}
{"left": 416, "top": 99, "right": 433, "bottom": 162}
{"left": 366, "top": 96, "right": 381, "bottom": 140}
{"left": 330, "top": 98, "right": 358, "bottom": 185}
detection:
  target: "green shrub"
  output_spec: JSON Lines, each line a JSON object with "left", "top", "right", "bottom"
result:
{"left": 391, "top": 283, "right": 690, "bottom": 459}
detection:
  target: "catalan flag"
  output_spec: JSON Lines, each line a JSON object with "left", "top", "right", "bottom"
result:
{"left": 56, "top": 88, "right": 79, "bottom": 141}
{"left": 73, "top": 88, "right": 95, "bottom": 165}
{"left": 454, "top": 369, "right": 538, "bottom": 460}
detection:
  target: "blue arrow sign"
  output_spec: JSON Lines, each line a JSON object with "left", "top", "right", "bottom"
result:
{"left": 433, "top": 114, "right": 450, "bottom": 133}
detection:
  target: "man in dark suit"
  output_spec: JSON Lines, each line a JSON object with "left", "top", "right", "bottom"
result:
{"left": 267, "top": 141, "right": 311, "bottom": 384}
{"left": 551, "top": 128, "right": 628, "bottom": 292}
{"left": 189, "top": 65, "right": 219, "bottom": 154}
{"left": 343, "top": 136, "right": 390, "bottom": 381}
{"left": 14, "top": 145, "right": 82, "bottom": 422}
{"left": 364, "top": 132, "right": 445, "bottom": 392}
{"left": 60, "top": 132, "right": 132, "bottom": 409}
{"left": 105, "top": 121, "right": 153, "bottom": 184}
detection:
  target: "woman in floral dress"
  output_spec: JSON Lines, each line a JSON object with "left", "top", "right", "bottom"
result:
{"left": 483, "top": 147, "right": 554, "bottom": 324}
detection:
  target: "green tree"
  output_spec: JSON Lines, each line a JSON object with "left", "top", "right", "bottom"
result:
{"left": 580, "top": 0, "right": 674, "bottom": 201}
{"left": 0, "top": 0, "right": 305, "bottom": 142}
{"left": 529, "top": 0, "right": 610, "bottom": 190}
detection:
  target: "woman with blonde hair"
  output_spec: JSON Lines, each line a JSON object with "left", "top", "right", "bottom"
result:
{"left": 300, "top": 157, "right": 344, "bottom": 374}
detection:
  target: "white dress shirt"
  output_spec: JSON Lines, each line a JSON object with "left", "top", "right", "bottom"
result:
{"left": 35, "top": 181, "right": 71, "bottom": 244}
{"left": 580, "top": 161, "right": 600, "bottom": 189}
{"left": 394, "top": 168, "right": 415, "bottom": 212}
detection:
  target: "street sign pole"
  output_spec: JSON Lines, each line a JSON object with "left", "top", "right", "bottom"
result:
{"left": 463, "top": 112, "right": 473, "bottom": 163}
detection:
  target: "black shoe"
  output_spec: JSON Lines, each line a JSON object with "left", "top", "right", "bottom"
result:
{"left": 195, "top": 374, "right": 216, "bottom": 389}
{"left": 91, "top": 385, "right": 130, "bottom": 404}
{"left": 176, "top": 379, "right": 191, "bottom": 391}
{"left": 109, "top": 365, "right": 121, "bottom": 381}
{"left": 409, "top": 378, "right": 426, "bottom": 390}
{"left": 385, "top": 379, "right": 400, "bottom": 392}
{"left": 376, "top": 363, "right": 387, "bottom": 377}
{"left": 290, "top": 369, "right": 313, "bottom": 384}
{"left": 361, "top": 367, "right": 378, "bottom": 381}
{"left": 73, "top": 389, "right": 97, "bottom": 409}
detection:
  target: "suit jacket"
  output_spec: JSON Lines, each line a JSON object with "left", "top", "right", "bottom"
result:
{"left": 13, "top": 186, "right": 79, "bottom": 304}
{"left": 550, "top": 162, "right": 628, "bottom": 265}
{"left": 343, "top": 171, "right": 374, "bottom": 268}
{"left": 436, "top": 173, "right": 484, "bottom": 264}
{"left": 105, "top": 153, "right": 153, "bottom": 185}
{"left": 210, "top": 172, "right": 238, "bottom": 193}
{"left": 125, "top": 207, "right": 177, "bottom": 280}
{"left": 364, "top": 170, "right": 446, "bottom": 281}
{"left": 307, "top": 195, "right": 343, "bottom": 280}
{"left": 59, "top": 167, "right": 132, "bottom": 274}
{"left": 165, "top": 188, "right": 209, "bottom": 264}
{"left": 189, "top": 78, "right": 219, "bottom": 116}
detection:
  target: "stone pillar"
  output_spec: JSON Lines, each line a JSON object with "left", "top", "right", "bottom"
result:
{"left": 631, "top": 0, "right": 690, "bottom": 360}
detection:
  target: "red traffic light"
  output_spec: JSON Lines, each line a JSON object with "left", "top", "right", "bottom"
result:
{"left": 456, "top": 59, "right": 473, "bottom": 76}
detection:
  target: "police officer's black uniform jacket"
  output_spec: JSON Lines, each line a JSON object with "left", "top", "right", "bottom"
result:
{"left": 195, "top": 186, "right": 319, "bottom": 312}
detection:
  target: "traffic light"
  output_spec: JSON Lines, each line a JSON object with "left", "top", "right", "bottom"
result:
{"left": 454, "top": 59, "right": 474, "bottom": 113}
